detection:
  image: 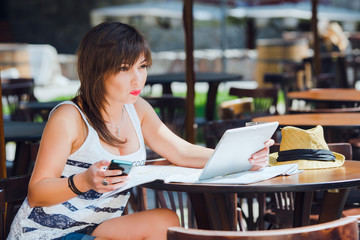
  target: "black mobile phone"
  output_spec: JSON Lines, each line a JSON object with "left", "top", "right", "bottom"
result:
{"left": 107, "top": 159, "right": 133, "bottom": 176}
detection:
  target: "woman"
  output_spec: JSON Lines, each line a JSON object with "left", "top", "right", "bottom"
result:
{"left": 8, "top": 22, "right": 273, "bottom": 240}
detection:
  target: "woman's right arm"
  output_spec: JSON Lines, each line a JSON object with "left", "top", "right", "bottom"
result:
{"left": 27, "top": 105, "right": 121, "bottom": 207}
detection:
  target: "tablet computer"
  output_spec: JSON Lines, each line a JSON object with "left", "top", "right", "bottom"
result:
{"left": 199, "top": 121, "right": 279, "bottom": 181}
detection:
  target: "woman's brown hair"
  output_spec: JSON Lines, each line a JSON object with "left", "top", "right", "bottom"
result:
{"left": 75, "top": 22, "right": 152, "bottom": 146}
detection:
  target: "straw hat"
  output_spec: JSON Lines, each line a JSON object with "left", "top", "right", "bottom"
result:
{"left": 269, "top": 125, "right": 345, "bottom": 170}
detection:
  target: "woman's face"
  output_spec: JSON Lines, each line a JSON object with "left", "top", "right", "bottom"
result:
{"left": 104, "top": 55, "right": 149, "bottom": 105}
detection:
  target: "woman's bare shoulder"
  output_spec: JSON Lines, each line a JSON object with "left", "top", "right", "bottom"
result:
{"left": 47, "top": 103, "right": 84, "bottom": 128}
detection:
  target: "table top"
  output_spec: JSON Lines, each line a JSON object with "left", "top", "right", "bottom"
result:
{"left": 147, "top": 72, "right": 242, "bottom": 84}
{"left": 252, "top": 113, "right": 360, "bottom": 128}
{"left": 4, "top": 121, "right": 46, "bottom": 142}
{"left": 142, "top": 161, "right": 360, "bottom": 193}
{"left": 19, "top": 100, "right": 61, "bottom": 111}
{"left": 288, "top": 88, "right": 360, "bottom": 103}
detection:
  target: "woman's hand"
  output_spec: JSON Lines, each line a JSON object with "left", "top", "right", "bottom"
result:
{"left": 80, "top": 160, "right": 130, "bottom": 193}
{"left": 248, "top": 139, "right": 275, "bottom": 171}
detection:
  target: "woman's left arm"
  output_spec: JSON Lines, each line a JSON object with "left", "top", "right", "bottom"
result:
{"left": 136, "top": 97, "right": 273, "bottom": 170}
{"left": 136, "top": 98, "right": 212, "bottom": 168}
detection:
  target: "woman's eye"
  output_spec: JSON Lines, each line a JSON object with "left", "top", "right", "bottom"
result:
{"left": 119, "top": 66, "right": 129, "bottom": 71}
{"left": 140, "top": 64, "right": 148, "bottom": 69}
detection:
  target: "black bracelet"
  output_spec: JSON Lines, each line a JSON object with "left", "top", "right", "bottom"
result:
{"left": 68, "top": 174, "right": 86, "bottom": 195}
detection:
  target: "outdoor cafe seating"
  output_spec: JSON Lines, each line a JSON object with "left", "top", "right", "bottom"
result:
{"left": 1, "top": 77, "right": 43, "bottom": 177}
{"left": 2, "top": 1, "right": 360, "bottom": 238}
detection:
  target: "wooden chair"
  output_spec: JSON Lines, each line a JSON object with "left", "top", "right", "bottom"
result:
{"left": 218, "top": 98, "right": 253, "bottom": 120}
{"left": 265, "top": 143, "right": 353, "bottom": 229}
{"left": 349, "top": 138, "right": 360, "bottom": 160}
{"left": 167, "top": 216, "right": 359, "bottom": 240}
{"left": 228, "top": 87, "right": 280, "bottom": 119}
{"left": 346, "top": 51, "right": 360, "bottom": 88}
{"left": 1, "top": 78, "right": 37, "bottom": 121}
{"left": 144, "top": 95, "right": 186, "bottom": 138}
{"left": 0, "top": 174, "right": 31, "bottom": 239}
{"left": 143, "top": 95, "right": 187, "bottom": 160}
{"left": 302, "top": 54, "right": 348, "bottom": 89}
{"left": 203, "top": 119, "right": 250, "bottom": 149}
{"left": 264, "top": 63, "right": 307, "bottom": 92}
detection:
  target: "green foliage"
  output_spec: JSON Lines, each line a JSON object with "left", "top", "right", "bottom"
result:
{"left": 174, "top": 90, "right": 236, "bottom": 119}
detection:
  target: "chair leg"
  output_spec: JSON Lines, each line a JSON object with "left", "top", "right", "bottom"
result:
{"left": 237, "top": 207, "right": 246, "bottom": 231}
{"left": 257, "top": 193, "right": 266, "bottom": 230}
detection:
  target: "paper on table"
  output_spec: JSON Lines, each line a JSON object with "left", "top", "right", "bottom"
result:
{"left": 192, "top": 164, "right": 300, "bottom": 184}
{"left": 100, "top": 163, "right": 299, "bottom": 198}
{"left": 100, "top": 165, "right": 201, "bottom": 198}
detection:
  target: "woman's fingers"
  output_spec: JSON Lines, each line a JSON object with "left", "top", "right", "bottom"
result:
{"left": 248, "top": 139, "right": 274, "bottom": 171}
{"left": 251, "top": 139, "right": 275, "bottom": 158}
{"left": 265, "top": 139, "right": 275, "bottom": 148}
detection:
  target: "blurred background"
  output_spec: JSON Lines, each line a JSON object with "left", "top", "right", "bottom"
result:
{"left": 1, "top": 0, "right": 360, "bottom": 81}
{"left": 1, "top": 0, "right": 360, "bottom": 115}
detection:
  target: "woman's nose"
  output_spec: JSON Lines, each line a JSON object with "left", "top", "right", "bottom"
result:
{"left": 132, "top": 80, "right": 139, "bottom": 87}
{"left": 131, "top": 71, "right": 141, "bottom": 87}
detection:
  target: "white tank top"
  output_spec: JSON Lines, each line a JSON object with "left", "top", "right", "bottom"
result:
{"left": 8, "top": 101, "right": 146, "bottom": 240}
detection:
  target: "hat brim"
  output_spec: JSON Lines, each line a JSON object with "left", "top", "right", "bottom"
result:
{"left": 269, "top": 152, "right": 345, "bottom": 170}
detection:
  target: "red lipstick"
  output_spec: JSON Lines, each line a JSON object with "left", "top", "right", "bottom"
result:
{"left": 130, "top": 89, "right": 141, "bottom": 96}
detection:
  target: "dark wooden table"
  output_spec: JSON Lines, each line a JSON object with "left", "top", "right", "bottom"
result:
{"left": 147, "top": 72, "right": 243, "bottom": 121}
{"left": 4, "top": 121, "right": 46, "bottom": 176}
{"left": 253, "top": 113, "right": 360, "bottom": 129}
{"left": 288, "top": 88, "right": 360, "bottom": 108}
{"left": 253, "top": 113, "right": 360, "bottom": 142}
{"left": 142, "top": 161, "right": 360, "bottom": 230}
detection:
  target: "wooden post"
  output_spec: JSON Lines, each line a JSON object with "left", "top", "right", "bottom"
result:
{"left": 0, "top": 74, "right": 6, "bottom": 178}
{"left": 183, "top": 0, "right": 196, "bottom": 144}
{"left": 246, "top": 18, "right": 255, "bottom": 50}
{"left": 311, "top": 0, "right": 321, "bottom": 79}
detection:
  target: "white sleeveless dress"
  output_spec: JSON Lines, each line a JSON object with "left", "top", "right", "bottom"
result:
{"left": 7, "top": 101, "right": 146, "bottom": 240}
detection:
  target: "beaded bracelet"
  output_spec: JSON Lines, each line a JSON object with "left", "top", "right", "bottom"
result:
{"left": 68, "top": 174, "right": 85, "bottom": 195}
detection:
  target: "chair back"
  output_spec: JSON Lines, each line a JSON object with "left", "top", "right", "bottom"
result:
{"left": 167, "top": 216, "right": 359, "bottom": 240}
{"left": 302, "top": 54, "right": 349, "bottom": 89}
{"left": 2, "top": 78, "right": 36, "bottom": 121}
{"left": 203, "top": 119, "right": 250, "bottom": 149}
{"left": 144, "top": 95, "right": 186, "bottom": 137}
{"left": 0, "top": 174, "right": 30, "bottom": 239}
{"left": 219, "top": 98, "right": 253, "bottom": 120}
{"left": 229, "top": 87, "right": 280, "bottom": 118}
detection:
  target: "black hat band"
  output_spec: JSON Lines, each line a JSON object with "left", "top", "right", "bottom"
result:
{"left": 277, "top": 149, "right": 336, "bottom": 162}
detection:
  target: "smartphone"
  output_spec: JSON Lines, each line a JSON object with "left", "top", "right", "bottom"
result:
{"left": 107, "top": 159, "right": 133, "bottom": 176}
